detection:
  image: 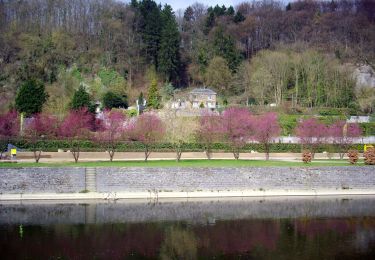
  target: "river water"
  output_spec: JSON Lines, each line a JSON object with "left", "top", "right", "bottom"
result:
{"left": 1, "top": 196, "right": 375, "bottom": 259}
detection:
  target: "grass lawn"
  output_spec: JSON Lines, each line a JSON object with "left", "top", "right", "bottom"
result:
{"left": 0, "top": 159, "right": 364, "bottom": 168}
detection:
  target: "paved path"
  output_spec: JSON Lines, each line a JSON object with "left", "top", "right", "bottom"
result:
{"left": 11, "top": 151, "right": 350, "bottom": 163}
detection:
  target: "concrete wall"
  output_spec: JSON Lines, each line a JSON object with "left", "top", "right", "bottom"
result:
{"left": 0, "top": 166, "right": 374, "bottom": 194}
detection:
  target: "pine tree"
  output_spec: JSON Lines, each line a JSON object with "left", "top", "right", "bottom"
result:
{"left": 15, "top": 79, "right": 48, "bottom": 116}
{"left": 212, "top": 27, "right": 242, "bottom": 72}
{"left": 147, "top": 79, "right": 160, "bottom": 109}
{"left": 158, "top": 5, "right": 181, "bottom": 82}
{"left": 138, "top": 0, "right": 162, "bottom": 67}
{"left": 70, "top": 85, "right": 94, "bottom": 112}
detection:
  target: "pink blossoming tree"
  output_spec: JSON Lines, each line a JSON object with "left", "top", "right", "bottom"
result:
{"left": 329, "top": 121, "right": 362, "bottom": 159}
{"left": 0, "top": 110, "right": 19, "bottom": 159}
{"left": 196, "top": 111, "right": 224, "bottom": 160}
{"left": 295, "top": 118, "right": 328, "bottom": 158}
{"left": 59, "top": 108, "right": 92, "bottom": 163}
{"left": 222, "top": 107, "right": 253, "bottom": 160}
{"left": 24, "top": 113, "right": 59, "bottom": 162}
{"left": 95, "top": 110, "right": 127, "bottom": 162}
{"left": 129, "top": 112, "right": 165, "bottom": 162}
{"left": 252, "top": 112, "right": 280, "bottom": 160}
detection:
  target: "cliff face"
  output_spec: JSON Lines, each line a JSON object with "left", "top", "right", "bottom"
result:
{"left": 354, "top": 65, "right": 375, "bottom": 89}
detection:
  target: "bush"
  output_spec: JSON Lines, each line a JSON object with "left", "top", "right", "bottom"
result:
{"left": 9, "top": 139, "right": 372, "bottom": 153}
{"left": 102, "top": 91, "right": 128, "bottom": 109}
{"left": 347, "top": 149, "right": 359, "bottom": 164}
{"left": 318, "top": 108, "right": 348, "bottom": 116}
{"left": 302, "top": 150, "right": 312, "bottom": 163}
{"left": 359, "top": 123, "right": 375, "bottom": 136}
{"left": 364, "top": 147, "right": 375, "bottom": 165}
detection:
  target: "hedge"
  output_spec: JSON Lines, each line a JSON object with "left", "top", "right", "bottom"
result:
{"left": 7, "top": 139, "right": 369, "bottom": 153}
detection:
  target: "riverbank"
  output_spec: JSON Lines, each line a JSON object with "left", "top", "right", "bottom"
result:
{"left": 1, "top": 166, "right": 374, "bottom": 201}
{"left": 2, "top": 189, "right": 375, "bottom": 201}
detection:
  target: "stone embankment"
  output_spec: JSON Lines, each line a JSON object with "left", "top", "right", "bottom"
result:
{"left": 0, "top": 166, "right": 374, "bottom": 200}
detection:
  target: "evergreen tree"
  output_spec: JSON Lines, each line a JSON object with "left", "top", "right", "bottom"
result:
{"left": 234, "top": 11, "right": 246, "bottom": 23}
{"left": 226, "top": 6, "right": 235, "bottom": 16}
{"left": 15, "top": 79, "right": 48, "bottom": 116}
{"left": 158, "top": 5, "right": 181, "bottom": 82}
{"left": 212, "top": 27, "right": 242, "bottom": 72}
{"left": 138, "top": 92, "right": 145, "bottom": 106}
{"left": 138, "top": 0, "right": 162, "bottom": 67}
{"left": 70, "top": 85, "right": 94, "bottom": 112}
{"left": 102, "top": 91, "right": 128, "bottom": 109}
{"left": 147, "top": 79, "right": 160, "bottom": 109}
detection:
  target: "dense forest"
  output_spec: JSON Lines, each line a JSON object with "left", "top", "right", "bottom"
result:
{"left": 0, "top": 0, "right": 375, "bottom": 115}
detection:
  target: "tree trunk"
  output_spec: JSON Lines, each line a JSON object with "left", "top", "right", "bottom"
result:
{"left": 265, "top": 143, "right": 270, "bottom": 161}
{"left": 176, "top": 150, "right": 182, "bottom": 162}
{"left": 233, "top": 148, "right": 240, "bottom": 160}
{"left": 205, "top": 148, "right": 212, "bottom": 160}
{"left": 33, "top": 149, "right": 41, "bottom": 163}
{"left": 109, "top": 150, "right": 115, "bottom": 162}
{"left": 144, "top": 146, "right": 151, "bottom": 162}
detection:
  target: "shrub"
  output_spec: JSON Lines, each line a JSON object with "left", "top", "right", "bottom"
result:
{"left": 364, "top": 147, "right": 375, "bottom": 165}
{"left": 302, "top": 150, "right": 312, "bottom": 163}
{"left": 347, "top": 149, "right": 359, "bottom": 164}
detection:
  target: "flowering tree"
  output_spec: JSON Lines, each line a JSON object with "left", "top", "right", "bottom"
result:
{"left": 252, "top": 113, "right": 280, "bottom": 160}
{"left": 95, "top": 110, "right": 126, "bottom": 162}
{"left": 24, "top": 113, "right": 59, "bottom": 162}
{"left": 222, "top": 107, "right": 253, "bottom": 159}
{"left": 59, "top": 108, "right": 92, "bottom": 163}
{"left": 295, "top": 118, "right": 327, "bottom": 158}
{"left": 0, "top": 111, "right": 19, "bottom": 159}
{"left": 196, "top": 111, "right": 224, "bottom": 160}
{"left": 129, "top": 112, "right": 165, "bottom": 162}
{"left": 329, "top": 121, "right": 362, "bottom": 159}
{"left": 164, "top": 110, "right": 198, "bottom": 162}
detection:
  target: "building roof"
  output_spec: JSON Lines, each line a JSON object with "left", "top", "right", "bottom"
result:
{"left": 190, "top": 88, "right": 216, "bottom": 95}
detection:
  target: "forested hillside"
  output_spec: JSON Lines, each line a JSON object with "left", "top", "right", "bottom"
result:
{"left": 0, "top": 0, "right": 375, "bottom": 114}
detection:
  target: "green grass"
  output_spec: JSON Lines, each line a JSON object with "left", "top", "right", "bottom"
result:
{"left": 0, "top": 159, "right": 363, "bottom": 168}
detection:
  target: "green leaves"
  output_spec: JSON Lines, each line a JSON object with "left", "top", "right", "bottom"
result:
{"left": 15, "top": 79, "right": 48, "bottom": 116}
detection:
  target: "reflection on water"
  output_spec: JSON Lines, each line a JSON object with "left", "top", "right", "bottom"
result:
{"left": 1, "top": 197, "right": 375, "bottom": 259}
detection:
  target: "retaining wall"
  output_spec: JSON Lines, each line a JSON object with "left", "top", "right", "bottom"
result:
{"left": 0, "top": 166, "right": 374, "bottom": 194}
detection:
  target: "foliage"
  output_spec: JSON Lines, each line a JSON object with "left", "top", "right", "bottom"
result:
{"left": 158, "top": 5, "right": 181, "bottom": 82}
{"left": 196, "top": 111, "right": 224, "bottom": 159}
{"left": 302, "top": 150, "right": 312, "bottom": 163}
{"left": 147, "top": 79, "right": 160, "bottom": 109}
{"left": 295, "top": 118, "right": 327, "bottom": 158}
{"left": 347, "top": 149, "right": 359, "bottom": 164}
{"left": 252, "top": 113, "right": 281, "bottom": 160}
{"left": 0, "top": 110, "right": 19, "bottom": 159}
{"left": 329, "top": 121, "right": 362, "bottom": 159}
{"left": 205, "top": 56, "right": 232, "bottom": 94}
{"left": 59, "top": 108, "right": 93, "bottom": 162}
{"left": 164, "top": 110, "right": 198, "bottom": 161}
{"left": 94, "top": 110, "right": 127, "bottom": 161}
{"left": 211, "top": 27, "right": 242, "bottom": 72}
{"left": 364, "top": 147, "right": 375, "bottom": 165}
{"left": 128, "top": 112, "right": 165, "bottom": 161}
{"left": 102, "top": 91, "right": 128, "bottom": 109}
{"left": 24, "top": 113, "right": 59, "bottom": 162}
{"left": 15, "top": 79, "right": 48, "bottom": 116}
{"left": 98, "top": 68, "right": 127, "bottom": 97}
{"left": 222, "top": 107, "right": 252, "bottom": 159}
{"left": 70, "top": 85, "right": 94, "bottom": 112}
